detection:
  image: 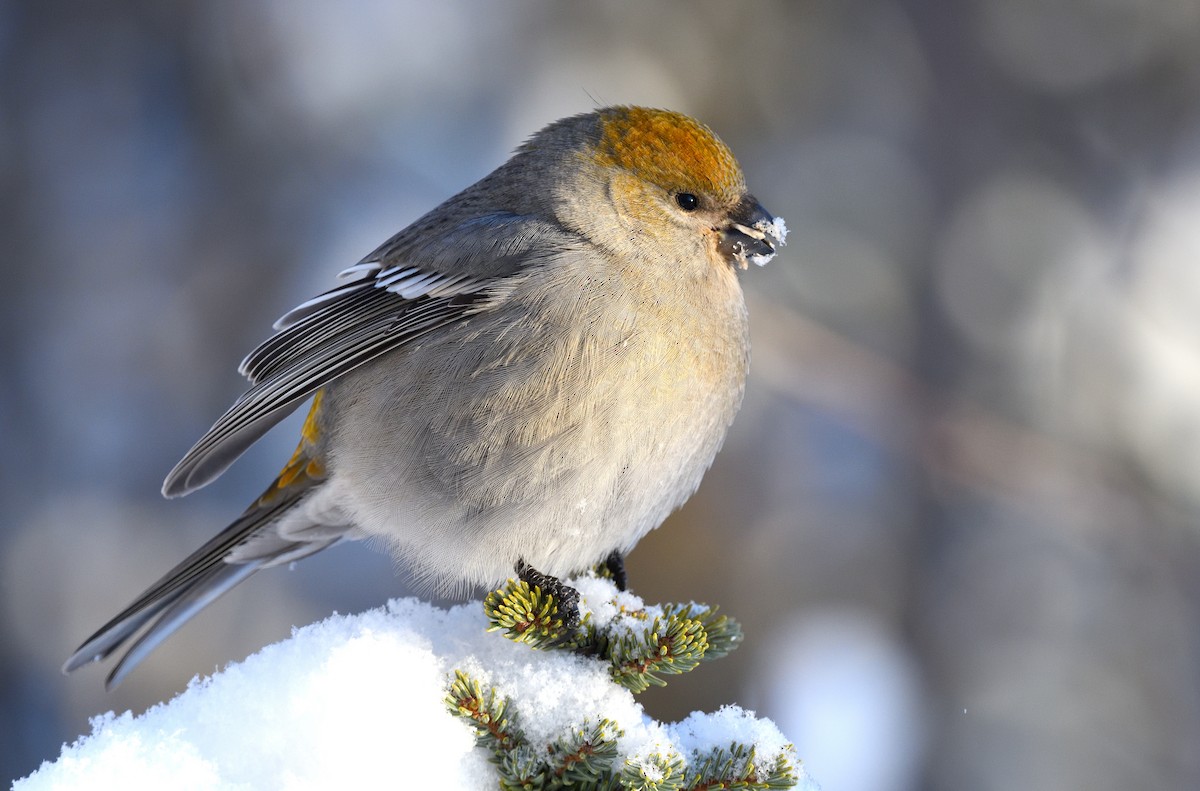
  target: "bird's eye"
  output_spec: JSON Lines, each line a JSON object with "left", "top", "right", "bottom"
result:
{"left": 675, "top": 192, "right": 700, "bottom": 212}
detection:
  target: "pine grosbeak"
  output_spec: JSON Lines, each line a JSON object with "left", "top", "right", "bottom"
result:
{"left": 65, "top": 106, "right": 786, "bottom": 687}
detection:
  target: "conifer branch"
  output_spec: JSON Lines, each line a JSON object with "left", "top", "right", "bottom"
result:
{"left": 485, "top": 579, "right": 579, "bottom": 648}
{"left": 445, "top": 669, "right": 525, "bottom": 759}
{"left": 445, "top": 669, "right": 803, "bottom": 791}
{"left": 482, "top": 573, "right": 744, "bottom": 693}
{"left": 452, "top": 576, "right": 803, "bottom": 789}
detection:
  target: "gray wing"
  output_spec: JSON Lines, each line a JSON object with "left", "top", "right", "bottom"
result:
{"left": 164, "top": 268, "right": 492, "bottom": 499}
{"left": 160, "top": 210, "right": 577, "bottom": 498}
{"left": 161, "top": 263, "right": 492, "bottom": 498}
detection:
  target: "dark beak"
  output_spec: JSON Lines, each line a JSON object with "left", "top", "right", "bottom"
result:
{"left": 717, "top": 194, "right": 787, "bottom": 269}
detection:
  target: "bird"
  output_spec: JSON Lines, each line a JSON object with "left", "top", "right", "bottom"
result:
{"left": 63, "top": 106, "right": 786, "bottom": 688}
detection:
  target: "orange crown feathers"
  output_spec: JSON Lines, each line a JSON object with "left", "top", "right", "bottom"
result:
{"left": 593, "top": 107, "right": 746, "bottom": 203}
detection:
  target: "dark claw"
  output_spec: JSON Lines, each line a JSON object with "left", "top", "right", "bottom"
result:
{"left": 603, "top": 550, "right": 628, "bottom": 592}
{"left": 515, "top": 560, "right": 580, "bottom": 630}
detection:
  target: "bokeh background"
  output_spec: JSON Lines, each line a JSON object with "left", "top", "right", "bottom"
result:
{"left": 4, "top": 1, "right": 1200, "bottom": 788}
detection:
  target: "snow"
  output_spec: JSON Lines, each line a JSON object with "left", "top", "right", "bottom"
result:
{"left": 750, "top": 215, "right": 789, "bottom": 267}
{"left": 18, "top": 579, "right": 815, "bottom": 790}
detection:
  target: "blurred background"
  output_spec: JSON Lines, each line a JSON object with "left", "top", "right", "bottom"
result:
{"left": 3, "top": 1, "right": 1200, "bottom": 788}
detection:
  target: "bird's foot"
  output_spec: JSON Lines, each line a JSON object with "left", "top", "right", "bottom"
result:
{"left": 600, "top": 550, "right": 627, "bottom": 592}
{"left": 515, "top": 560, "right": 581, "bottom": 631}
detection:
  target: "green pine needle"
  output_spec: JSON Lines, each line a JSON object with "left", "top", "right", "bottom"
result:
{"left": 609, "top": 615, "right": 708, "bottom": 693}
{"left": 485, "top": 579, "right": 581, "bottom": 648}
{"left": 481, "top": 574, "right": 745, "bottom": 695}
{"left": 661, "top": 603, "right": 744, "bottom": 662}
{"left": 498, "top": 745, "right": 550, "bottom": 791}
{"left": 445, "top": 669, "right": 524, "bottom": 757}
{"left": 681, "top": 743, "right": 801, "bottom": 790}
{"left": 444, "top": 670, "right": 802, "bottom": 790}
{"left": 546, "top": 719, "right": 622, "bottom": 784}
{"left": 619, "top": 752, "right": 685, "bottom": 791}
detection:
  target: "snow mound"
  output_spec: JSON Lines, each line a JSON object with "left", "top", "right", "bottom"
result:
{"left": 18, "top": 580, "right": 815, "bottom": 790}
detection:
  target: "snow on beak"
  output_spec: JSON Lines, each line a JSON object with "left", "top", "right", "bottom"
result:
{"left": 717, "top": 195, "right": 788, "bottom": 269}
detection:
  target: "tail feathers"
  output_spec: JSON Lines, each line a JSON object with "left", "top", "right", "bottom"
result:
{"left": 63, "top": 486, "right": 335, "bottom": 688}
{"left": 103, "top": 562, "right": 262, "bottom": 689}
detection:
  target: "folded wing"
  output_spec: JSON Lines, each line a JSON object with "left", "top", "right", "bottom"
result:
{"left": 161, "top": 263, "right": 492, "bottom": 497}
